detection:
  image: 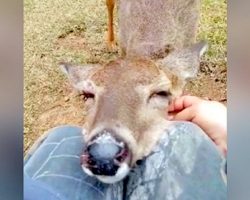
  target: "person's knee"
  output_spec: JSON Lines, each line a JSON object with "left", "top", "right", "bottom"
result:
{"left": 153, "top": 121, "right": 220, "bottom": 158}
{"left": 24, "top": 125, "right": 85, "bottom": 172}
{"left": 168, "top": 121, "right": 208, "bottom": 140}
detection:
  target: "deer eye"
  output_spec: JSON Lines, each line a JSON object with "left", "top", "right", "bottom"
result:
{"left": 150, "top": 91, "right": 171, "bottom": 99}
{"left": 148, "top": 90, "right": 171, "bottom": 109}
{"left": 81, "top": 91, "right": 95, "bottom": 101}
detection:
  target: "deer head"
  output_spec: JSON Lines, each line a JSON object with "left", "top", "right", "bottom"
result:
{"left": 60, "top": 41, "right": 207, "bottom": 183}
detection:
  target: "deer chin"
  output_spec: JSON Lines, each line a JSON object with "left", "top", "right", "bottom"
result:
{"left": 82, "top": 162, "right": 130, "bottom": 184}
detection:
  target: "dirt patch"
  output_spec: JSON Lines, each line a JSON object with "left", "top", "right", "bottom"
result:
{"left": 185, "top": 62, "right": 227, "bottom": 104}
{"left": 56, "top": 33, "right": 86, "bottom": 51}
{"left": 24, "top": 83, "right": 85, "bottom": 153}
{"left": 54, "top": 28, "right": 119, "bottom": 65}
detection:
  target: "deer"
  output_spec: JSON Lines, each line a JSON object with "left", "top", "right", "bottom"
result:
{"left": 60, "top": 0, "right": 207, "bottom": 184}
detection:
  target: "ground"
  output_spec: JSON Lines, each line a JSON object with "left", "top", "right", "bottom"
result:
{"left": 24, "top": 0, "right": 227, "bottom": 153}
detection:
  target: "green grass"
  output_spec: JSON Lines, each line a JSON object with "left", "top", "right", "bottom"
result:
{"left": 24, "top": 0, "right": 227, "bottom": 151}
{"left": 198, "top": 0, "right": 227, "bottom": 64}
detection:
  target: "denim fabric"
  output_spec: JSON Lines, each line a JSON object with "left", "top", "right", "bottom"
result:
{"left": 24, "top": 122, "right": 227, "bottom": 200}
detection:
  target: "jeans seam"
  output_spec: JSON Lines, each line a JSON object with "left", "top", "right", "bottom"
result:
{"left": 50, "top": 155, "right": 80, "bottom": 159}
{"left": 45, "top": 135, "right": 83, "bottom": 144}
{"left": 34, "top": 173, "right": 82, "bottom": 182}
{"left": 35, "top": 174, "right": 106, "bottom": 198}
{"left": 32, "top": 141, "right": 61, "bottom": 179}
{"left": 31, "top": 135, "right": 84, "bottom": 179}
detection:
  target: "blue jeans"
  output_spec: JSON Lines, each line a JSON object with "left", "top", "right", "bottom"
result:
{"left": 24, "top": 122, "right": 227, "bottom": 200}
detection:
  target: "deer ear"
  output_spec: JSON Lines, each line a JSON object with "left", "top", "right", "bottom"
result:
{"left": 157, "top": 41, "right": 208, "bottom": 81}
{"left": 59, "top": 62, "right": 100, "bottom": 90}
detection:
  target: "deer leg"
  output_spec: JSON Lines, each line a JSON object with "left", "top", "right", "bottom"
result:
{"left": 106, "top": 0, "right": 115, "bottom": 49}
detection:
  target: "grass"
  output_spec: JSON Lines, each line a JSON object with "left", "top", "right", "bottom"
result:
{"left": 198, "top": 0, "right": 227, "bottom": 65}
{"left": 24, "top": 0, "right": 227, "bottom": 152}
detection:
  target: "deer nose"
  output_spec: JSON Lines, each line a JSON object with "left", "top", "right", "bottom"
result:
{"left": 88, "top": 141, "right": 121, "bottom": 160}
{"left": 87, "top": 142, "right": 121, "bottom": 176}
{"left": 83, "top": 131, "right": 127, "bottom": 176}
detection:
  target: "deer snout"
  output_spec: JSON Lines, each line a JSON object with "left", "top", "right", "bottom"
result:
{"left": 81, "top": 129, "right": 132, "bottom": 183}
{"left": 86, "top": 141, "right": 122, "bottom": 176}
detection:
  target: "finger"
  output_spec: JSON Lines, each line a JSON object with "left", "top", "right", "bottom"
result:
{"left": 172, "top": 106, "right": 195, "bottom": 121}
{"left": 168, "top": 100, "right": 176, "bottom": 112}
{"left": 168, "top": 97, "right": 186, "bottom": 112}
{"left": 168, "top": 95, "right": 196, "bottom": 112}
{"left": 182, "top": 96, "right": 202, "bottom": 109}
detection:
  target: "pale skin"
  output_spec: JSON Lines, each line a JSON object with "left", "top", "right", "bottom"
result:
{"left": 168, "top": 95, "right": 227, "bottom": 156}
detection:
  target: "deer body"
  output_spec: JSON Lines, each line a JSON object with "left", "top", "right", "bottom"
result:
{"left": 61, "top": 0, "right": 207, "bottom": 183}
{"left": 118, "top": 0, "right": 200, "bottom": 57}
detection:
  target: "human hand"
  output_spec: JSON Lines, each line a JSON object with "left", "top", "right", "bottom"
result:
{"left": 168, "top": 95, "right": 227, "bottom": 156}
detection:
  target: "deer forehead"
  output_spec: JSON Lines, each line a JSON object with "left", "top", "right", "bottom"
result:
{"left": 90, "top": 58, "right": 173, "bottom": 90}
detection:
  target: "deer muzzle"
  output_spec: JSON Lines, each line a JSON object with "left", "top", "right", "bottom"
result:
{"left": 81, "top": 129, "right": 132, "bottom": 183}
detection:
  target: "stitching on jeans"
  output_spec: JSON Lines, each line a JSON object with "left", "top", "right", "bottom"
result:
{"left": 53, "top": 136, "right": 84, "bottom": 145}
{"left": 59, "top": 136, "right": 83, "bottom": 141}
{"left": 50, "top": 155, "right": 80, "bottom": 159}
{"left": 42, "top": 142, "right": 59, "bottom": 146}
{"left": 35, "top": 173, "right": 82, "bottom": 182}
{"left": 35, "top": 174, "right": 105, "bottom": 197}
{"left": 32, "top": 142, "right": 61, "bottom": 179}
{"left": 44, "top": 136, "right": 83, "bottom": 145}
{"left": 32, "top": 136, "right": 83, "bottom": 179}
{"left": 57, "top": 136, "right": 84, "bottom": 145}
